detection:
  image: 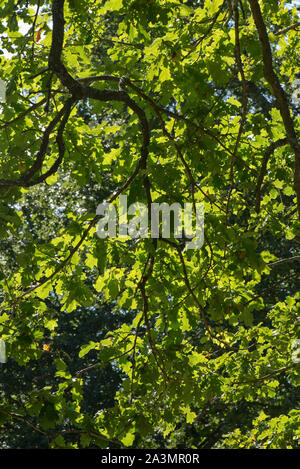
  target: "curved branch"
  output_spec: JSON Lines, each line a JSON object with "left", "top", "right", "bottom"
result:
{"left": 49, "top": 0, "right": 150, "bottom": 175}
{"left": 249, "top": 0, "right": 300, "bottom": 218}
{"left": 26, "top": 97, "right": 76, "bottom": 186}
{"left": 49, "top": 0, "right": 83, "bottom": 96}
{"left": 0, "top": 99, "right": 76, "bottom": 188}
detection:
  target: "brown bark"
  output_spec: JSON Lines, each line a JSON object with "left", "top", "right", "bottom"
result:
{"left": 248, "top": 0, "right": 300, "bottom": 218}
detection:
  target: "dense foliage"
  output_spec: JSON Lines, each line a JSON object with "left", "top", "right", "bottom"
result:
{"left": 0, "top": 0, "right": 299, "bottom": 449}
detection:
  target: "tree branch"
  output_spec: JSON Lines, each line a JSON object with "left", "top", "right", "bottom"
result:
{"left": 249, "top": 0, "right": 300, "bottom": 218}
{"left": 268, "top": 255, "right": 300, "bottom": 268}
{"left": 255, "top": 137, "right": 288, "bottom": 213}
{"left": 0, "top": 98, "right": 75, "bottom": 188}
{"left": 274, "top": 21, "right": 300, "bottom": 36}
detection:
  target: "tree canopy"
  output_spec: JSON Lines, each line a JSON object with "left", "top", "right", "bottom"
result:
{"left": 0, "top": 0, "right": 299, "bottom": 449}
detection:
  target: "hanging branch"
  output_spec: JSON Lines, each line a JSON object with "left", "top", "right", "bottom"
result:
{"left": 0, "top": 98, "right": 76, "bottom": 188}
{"left": 27, "top": 97, "right": 76, "bottom": 186}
